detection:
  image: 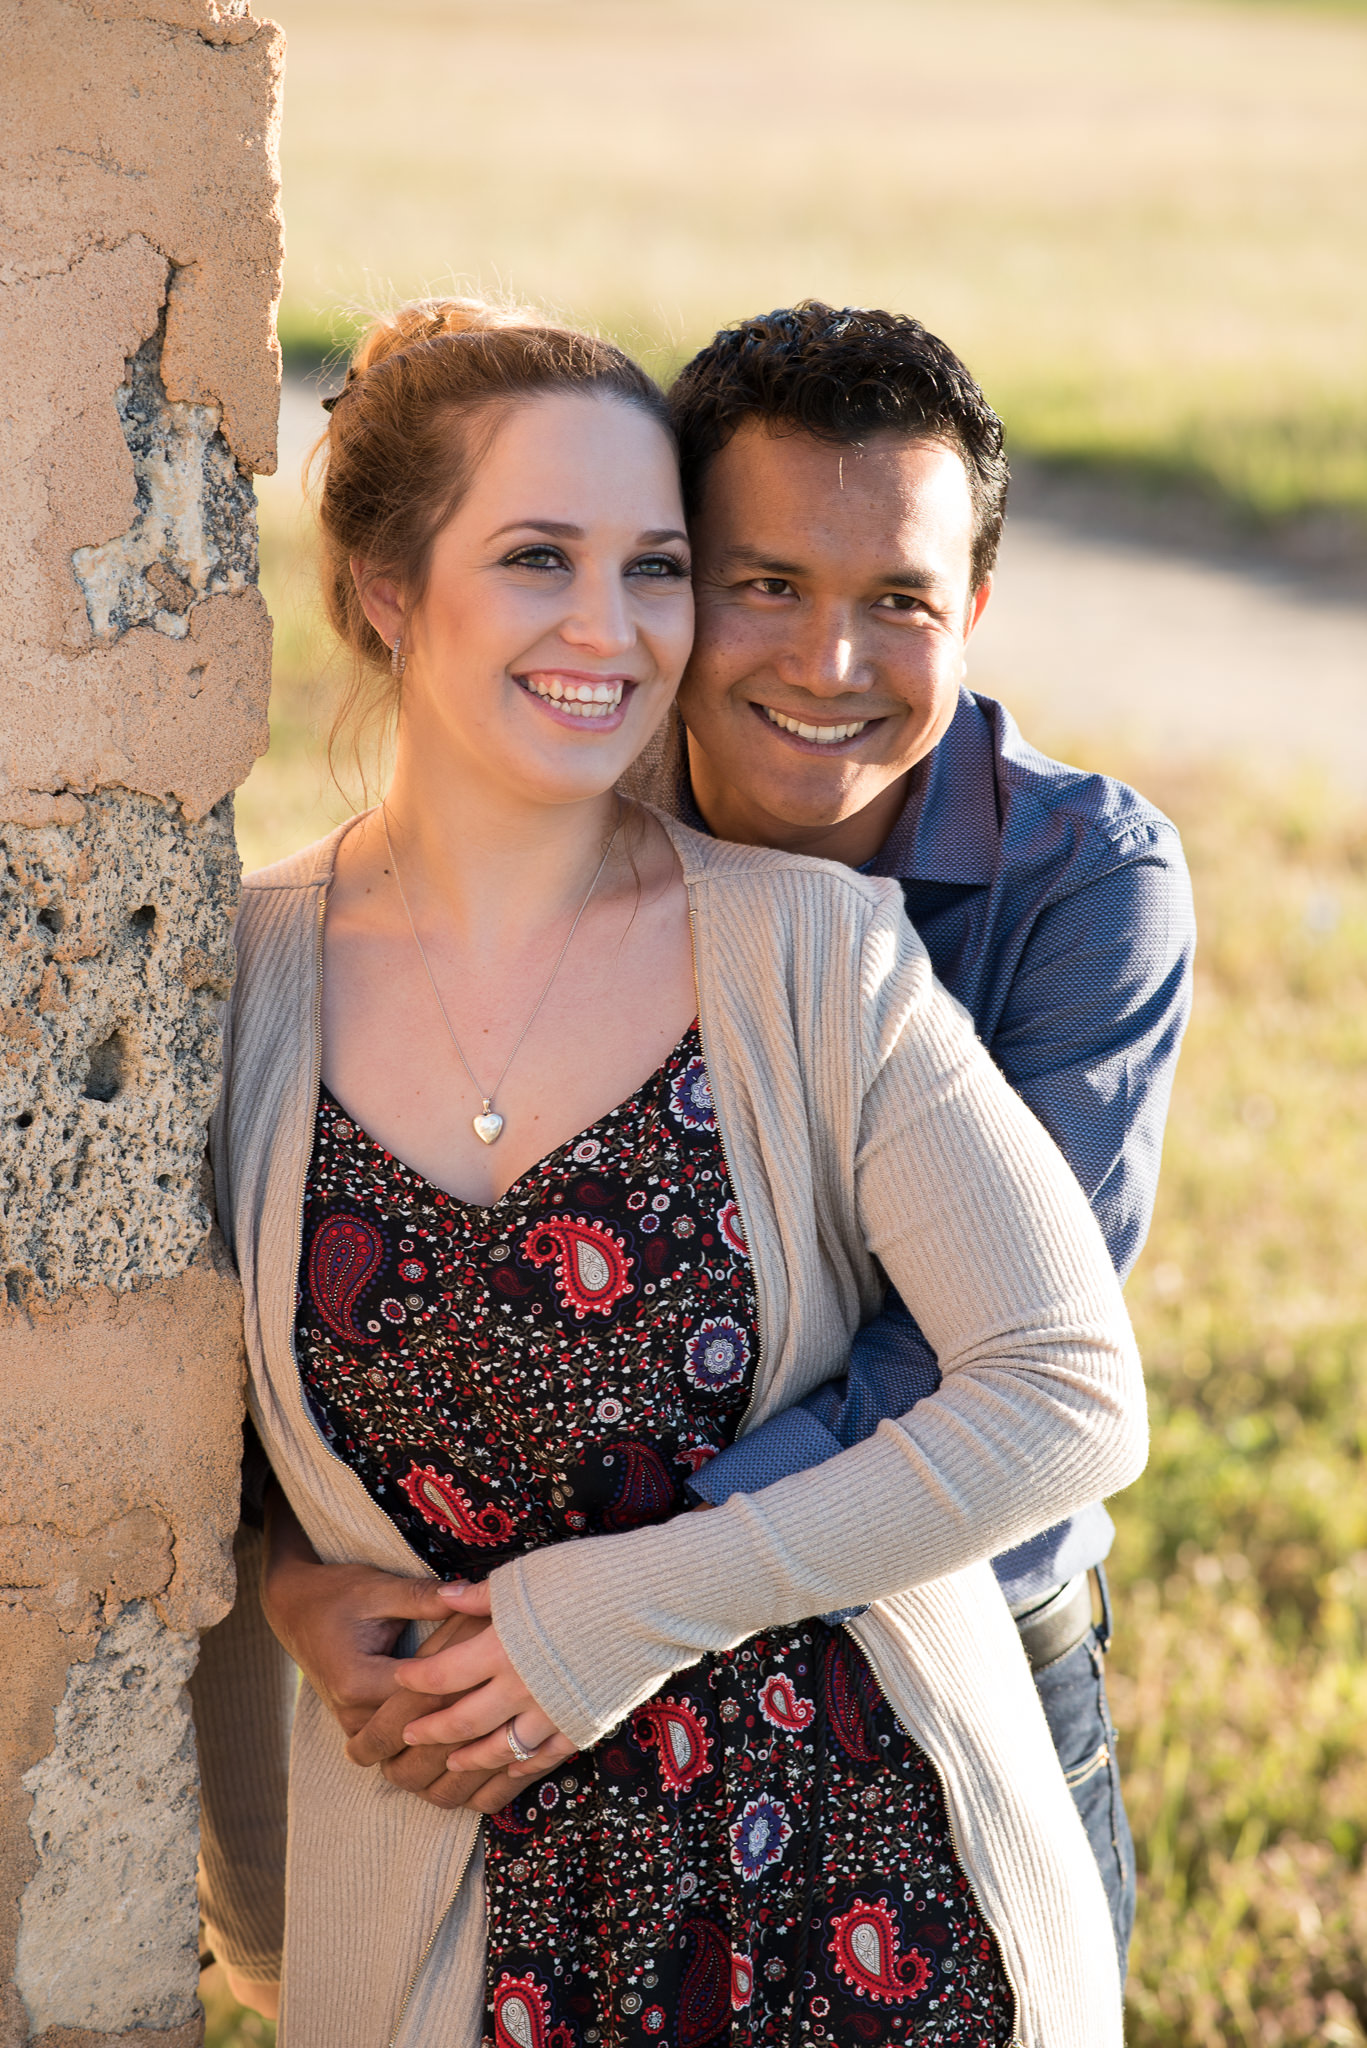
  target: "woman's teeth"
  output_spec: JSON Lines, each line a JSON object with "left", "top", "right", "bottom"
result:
{"left": 764, "top": 707, "right": 869, "bottom": 744}
{"left": 522, "top": 674, "right": 624, "bottom": 719}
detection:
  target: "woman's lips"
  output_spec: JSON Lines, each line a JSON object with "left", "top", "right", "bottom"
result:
{"left": 517, "top": 671, "right": 635, "bottom": 726}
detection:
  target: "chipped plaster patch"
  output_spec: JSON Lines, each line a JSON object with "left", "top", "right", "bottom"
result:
{"left": 15, "top": 1602, "right": 201, "bottom": 2035}
{"left": 0, "top": 791, "right": 239, "bottom": 1300}
{"left": 71, "top": 320, "right": 258, "bottom": 643}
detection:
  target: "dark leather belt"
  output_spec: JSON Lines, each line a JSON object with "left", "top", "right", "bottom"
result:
{"left": 1014, "top": 1573, "right": 1095, "bottom": 1672}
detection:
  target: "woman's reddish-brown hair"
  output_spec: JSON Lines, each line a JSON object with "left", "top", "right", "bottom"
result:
{"left": 311, "top": 297, "right": 672, "bottom": 784}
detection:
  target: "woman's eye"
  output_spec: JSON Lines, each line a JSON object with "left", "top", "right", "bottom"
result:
{"left": 504, "top": 545, "right": 569, "bottom": 573}
{"left": 630, "top": 553, "right": 690, "bottom": 580}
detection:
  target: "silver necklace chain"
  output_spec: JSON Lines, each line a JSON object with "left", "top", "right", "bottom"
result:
{"left": 380, "top": 801, "right": 622, "bottom": 1146}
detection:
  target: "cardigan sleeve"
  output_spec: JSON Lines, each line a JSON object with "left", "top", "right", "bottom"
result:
{"left": 489, "top": 892, "right": 1145, "bottom": 1752}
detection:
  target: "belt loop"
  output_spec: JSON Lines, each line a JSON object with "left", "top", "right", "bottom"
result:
{"left": 1091, "top": 1563, "right": 1113, "bottom": 1653}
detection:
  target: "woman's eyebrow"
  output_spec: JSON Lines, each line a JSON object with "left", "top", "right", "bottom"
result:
{"left": 488, "top": 519, "right": 689, "bottom": 546}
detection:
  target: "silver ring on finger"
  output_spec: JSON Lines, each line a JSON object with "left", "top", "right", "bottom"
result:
{"left": 505, "top": 1718, "right": 536, "bottom": 1764}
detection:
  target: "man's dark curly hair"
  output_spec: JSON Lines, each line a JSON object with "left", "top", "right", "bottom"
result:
{"left": 670, "top": 301, "right": 1009, "bottom": 590}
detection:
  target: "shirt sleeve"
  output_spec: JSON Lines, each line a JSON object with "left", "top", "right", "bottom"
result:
{"left": 689, "top": 843, "right": 1194, "bottom": 1510}
{"left": 989, "top": 850, "right": 1195, "bottom": 1282}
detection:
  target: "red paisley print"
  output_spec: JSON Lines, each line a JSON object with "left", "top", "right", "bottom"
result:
{"left": 677, "top": 1918, "right": 731, "bottom": 2046}
{"left": 293, "top": 1024, "right": 1013, "bottom": 2048}
{"left": 522, "top": 1215, "right": 634, "bottom": 1319}
{"left": 759, "top": 1671, "right": 816, "bottom": 1732}
{"left": 825, "top": 1628, "right": 882, "bottom": 1762}
{"left": 633, "top": 1696, "right": 714, "bottom": 1794}
{"left": 491, "top": 1971, "right": 574, "bottom": 2048}
{"left": 306, "top": 1213, "right": 383, "bottom": 1344}
{"left": 397, "top": 1464, "right": 514, "bottom": 1546}
{"left": 827, "top": 1895, "right": 935, "bottom": 2004}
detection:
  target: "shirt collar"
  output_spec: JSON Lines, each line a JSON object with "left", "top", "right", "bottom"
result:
{"left": 663, "top": 686, "right": 1001, "bottom": 886}
{"left": 865, "top": 687, "right": 999, "bottom": 885}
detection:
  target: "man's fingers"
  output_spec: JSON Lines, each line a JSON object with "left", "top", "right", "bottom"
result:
{"left": 354, "top": 1575, "right": 469, "bottom": 1625}
{"left": 346, "top": 1685, "right": 462, "bottom": 1768}
{"left": 380, "top": 1754, "right": 504, "bottom": 1809}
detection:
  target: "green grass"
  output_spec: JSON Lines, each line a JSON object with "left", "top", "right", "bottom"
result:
{"left": 264, "top": 0, "right": 1367, "bottom": 533}
{"left": 201, "top": 512, "right": 1367, "bottom": 2042}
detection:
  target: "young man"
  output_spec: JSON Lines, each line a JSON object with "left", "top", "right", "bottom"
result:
{"left": 245, "top": 304, "right": 1193, "bottom": 1977}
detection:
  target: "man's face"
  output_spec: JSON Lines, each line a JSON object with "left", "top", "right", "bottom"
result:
{"left": 677, "top": 423, "right": 991, "bottom": 864}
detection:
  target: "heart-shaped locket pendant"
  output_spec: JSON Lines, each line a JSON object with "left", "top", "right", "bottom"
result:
{"left": 472, "top": 1105, "right": 505, "bottom": 1146}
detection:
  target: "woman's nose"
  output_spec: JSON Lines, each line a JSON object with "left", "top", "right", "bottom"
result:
{"left": 561, "top": 568, "right": 634, "bottom": 655}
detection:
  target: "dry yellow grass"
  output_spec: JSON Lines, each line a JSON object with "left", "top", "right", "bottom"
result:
{"left": 265, "top": 0, "right": 1367, "bottom": 520}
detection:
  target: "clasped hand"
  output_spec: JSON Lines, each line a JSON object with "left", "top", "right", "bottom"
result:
{"left": 260, "top": 1488, "right": 574, "bottom": 1814}
{"left": 344, "top": 1582, "right": 578, "bottom": 1812}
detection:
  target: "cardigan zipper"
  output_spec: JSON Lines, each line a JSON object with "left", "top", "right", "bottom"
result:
{"left": 687, "top": 899, "right": 770, "bottom": 1426}
{"left": 845, "top": 1622, "right": 1026, "bottom": 2047}
{"left": 384, "top": 1819, "right": 484, "bottom": 2048}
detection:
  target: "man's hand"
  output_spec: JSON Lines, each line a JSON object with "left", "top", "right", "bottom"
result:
{"left": 391, "top": 1583, "right": 578, "bottom": 1801}
{"left": 260, "top": 1485, "right": 458, "bottom": 1737}
{"left": 343, "top": 1609, "right": 516, "bottom": 1812}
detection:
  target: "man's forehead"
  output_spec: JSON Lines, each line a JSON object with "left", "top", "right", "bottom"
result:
{"left": 696, "top": 423, "right": 974, "bottom": 579}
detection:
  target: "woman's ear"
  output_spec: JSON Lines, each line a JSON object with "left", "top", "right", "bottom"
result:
{"left": 351, "top": 557, "right": 405, "bottom": 649}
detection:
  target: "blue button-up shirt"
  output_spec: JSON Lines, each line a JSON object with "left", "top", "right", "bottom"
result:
{"left": 689, "top": 687, "right": 1196, "bottom": 1609}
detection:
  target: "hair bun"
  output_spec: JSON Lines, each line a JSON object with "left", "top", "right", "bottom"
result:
{"left": 348, "top": 296, "right": 543, "bottom": 379}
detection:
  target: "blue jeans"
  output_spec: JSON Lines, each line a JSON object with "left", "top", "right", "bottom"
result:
{"left": 1030, "top": 1570, "right": 1135, "bottom": 1979}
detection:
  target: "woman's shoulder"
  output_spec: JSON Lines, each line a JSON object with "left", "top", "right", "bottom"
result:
{"left": 241, "top": 818, "right": 358, "bottom": 899}
{"left": 648, "top": 806, "right": 906, "bottom": 927}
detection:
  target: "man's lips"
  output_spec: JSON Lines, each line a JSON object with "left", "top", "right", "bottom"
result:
{"left": 517, "top": 671, "right": 636, "bottom": 724}
{"left": 754, "top": 702, "right": 882, "bottom": 749}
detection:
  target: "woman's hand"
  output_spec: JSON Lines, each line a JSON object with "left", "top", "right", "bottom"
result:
{"left": 391, "top": 1582, "right": 579, "bottom": 1789}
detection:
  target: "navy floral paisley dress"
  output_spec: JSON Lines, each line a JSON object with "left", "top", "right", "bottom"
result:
{"left": 295, "top": 1024, "right": 1015, "bottom": 2048}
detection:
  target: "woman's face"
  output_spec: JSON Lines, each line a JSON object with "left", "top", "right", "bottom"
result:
{"left": 376, "top": 390, "right": 692, "bottom": 811}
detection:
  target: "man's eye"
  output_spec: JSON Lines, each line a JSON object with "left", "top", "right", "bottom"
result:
{"left": 876, "top": 592, "right": 928, "bottom": 613}
{"left": 750, "top": 578, "right": 793, "bottom": 597}
{"left": 631, "top": 553, "right": 690, "bottom": 580}
{"left": 504, "top": 545, "right": 569, "bottom": 572}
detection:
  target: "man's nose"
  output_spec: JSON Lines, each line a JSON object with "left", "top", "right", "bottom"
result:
{"left": 788, "top": 608, "right": 872, "bottom": 697}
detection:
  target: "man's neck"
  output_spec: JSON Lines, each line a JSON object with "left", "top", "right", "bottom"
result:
{"left": 684, "top": 737, "right": 910, "bottom": 869}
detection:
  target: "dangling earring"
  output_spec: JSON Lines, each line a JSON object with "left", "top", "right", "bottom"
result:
{"left": 391, "top": 635, "right": 407, "bottom": 681}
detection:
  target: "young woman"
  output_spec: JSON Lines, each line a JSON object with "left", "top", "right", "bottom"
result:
{"left": 204, "top": 299, "right": 1143, "bottom": 2046}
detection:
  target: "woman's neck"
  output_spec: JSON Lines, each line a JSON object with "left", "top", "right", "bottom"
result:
{"left": 380, "top": 740, "right": 625, "bottom": 949}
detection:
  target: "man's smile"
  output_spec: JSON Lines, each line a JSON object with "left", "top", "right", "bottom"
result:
{"left": 756, "top": 702, "right": 882, "bottom": 750}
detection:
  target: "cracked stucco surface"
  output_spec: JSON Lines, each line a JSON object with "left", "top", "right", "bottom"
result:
{"left": 2, "top": 3, "right": 280, "bottom": 2035}
{"left": 16, "top": 1606, "right": 201, "bottom": 2036}
{"left": 73, "top": 325, "right": 259, "bottom": 644}
{"left": 0, "top": 792, "right": 239, "bottom": 1301}
{"left": 0, "top": 0, "right": 283, "bottom": 818}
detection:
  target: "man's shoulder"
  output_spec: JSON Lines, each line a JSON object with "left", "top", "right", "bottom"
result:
{"left": 984, "top": 696, "right": 1186, "bottom": 884}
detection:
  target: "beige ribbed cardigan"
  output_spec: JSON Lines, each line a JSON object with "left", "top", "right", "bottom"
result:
{"left": 205, "top": 807, "right": 1145, "bottom": 2048}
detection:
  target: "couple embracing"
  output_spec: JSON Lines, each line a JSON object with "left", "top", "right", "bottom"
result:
{"left": 198, "top": 297, "right": 1193, "bottom": 2046}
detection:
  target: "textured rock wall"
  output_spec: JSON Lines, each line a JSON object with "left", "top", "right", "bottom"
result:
{"left": 0, "top": 2, "right": 282, "bottom": 2040}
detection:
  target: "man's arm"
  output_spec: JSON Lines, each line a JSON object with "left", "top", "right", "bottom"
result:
{"left": 691, "top": 851, "right": 1195, "bottom": 1502}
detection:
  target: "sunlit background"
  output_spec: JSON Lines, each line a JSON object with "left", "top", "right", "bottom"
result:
{"left": 207, "top": 3, "right": 1367, "bottom": 2041}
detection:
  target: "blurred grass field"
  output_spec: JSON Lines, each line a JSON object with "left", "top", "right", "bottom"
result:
{"left": 204, "top": 485, "right": 1367, "bottom": 2040}
{"left": 265, "top": 0, "right": 1367, "bottom": 534}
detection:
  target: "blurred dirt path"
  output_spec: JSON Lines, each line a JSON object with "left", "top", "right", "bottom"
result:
{"left": 972, "top": 467, "right": 1367, "bottom": 793}
{"left": 268, "top": 380, "right": 1367, "bottom": 794}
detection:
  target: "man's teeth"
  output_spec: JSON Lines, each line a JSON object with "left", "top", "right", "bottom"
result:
{"left": 522, "top": 675, "right": 624, "bottom": 718}
{"left": 764, "top": 707, "right": 869, "bottom": 744}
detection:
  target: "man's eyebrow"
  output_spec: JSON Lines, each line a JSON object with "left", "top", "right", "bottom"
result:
{"left": 488, "top": 519, "right": 689, "bottom": 546}
{"left": 714, "top": 545, "right": 951, "bottom": 592}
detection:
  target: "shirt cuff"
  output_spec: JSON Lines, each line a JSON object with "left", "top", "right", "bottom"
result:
{"left": 687, "top": 1406, "right": 846, "bottom": 1504}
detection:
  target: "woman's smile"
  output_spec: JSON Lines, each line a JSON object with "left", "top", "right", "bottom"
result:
{"left": 517, "top": 668, "right": 636, "bottom": 729}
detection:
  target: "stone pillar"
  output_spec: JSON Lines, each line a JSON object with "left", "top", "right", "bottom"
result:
{"left": 1, "top": 5, "right": 283, "bottom": 2042}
